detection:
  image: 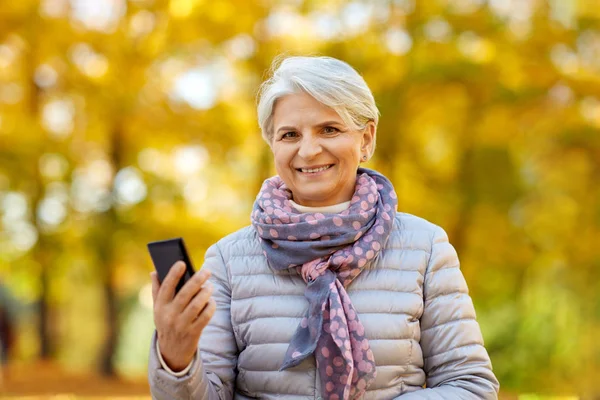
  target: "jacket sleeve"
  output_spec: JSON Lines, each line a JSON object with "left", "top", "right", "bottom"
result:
{"left": 397, "top": 225, "right": 500, "bottom": 399}
{"left": 148, "top": 242, "right": 239, "bottom": 400}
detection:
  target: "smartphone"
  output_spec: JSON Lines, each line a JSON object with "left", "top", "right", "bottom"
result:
{"left": 147, "top": 237, "right": 197, "bottom": 294}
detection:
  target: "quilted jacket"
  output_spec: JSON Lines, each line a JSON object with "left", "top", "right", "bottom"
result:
{"left": 148, "top": 212, "right": 500, "bottom": 399}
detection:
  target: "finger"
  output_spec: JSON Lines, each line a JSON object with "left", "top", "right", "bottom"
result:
{"left": 151, "top": 271, "right": 159, "bottom": 303}
{"left": 192, "top": 298, "right": 217, "bottom": 332}
{"left": 180, "top": 283, "right": 213, "bottom": 323}
{"left": 157, "top": 261, "right": 186, "bottom": 304}
{"left": 173, "top": 269, "right": 212, "bottom": 310}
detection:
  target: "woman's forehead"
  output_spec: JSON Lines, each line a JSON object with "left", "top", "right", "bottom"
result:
{"left": 273, "top": 93, "right": 344, "bottom": 128}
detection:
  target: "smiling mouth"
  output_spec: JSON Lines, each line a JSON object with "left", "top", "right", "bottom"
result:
{"left": 296, "top": 164, "right": 334, "bottom": 173}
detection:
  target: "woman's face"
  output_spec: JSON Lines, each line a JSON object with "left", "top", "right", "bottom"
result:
{"left": 271, "top": 91, "right": 375, "bottom": 207}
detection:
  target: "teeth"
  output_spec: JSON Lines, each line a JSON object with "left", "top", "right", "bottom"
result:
{"left": 301, "top": 165, "right": 332, "bottom": 173}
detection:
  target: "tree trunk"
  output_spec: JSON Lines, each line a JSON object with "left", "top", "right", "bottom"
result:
{"left": 37, "top": 243, "right": 53, "bottom": 359}
{"left": 97, "top": 120, "right": 125, "bottom": 376}
{"left": 99, "top": 258, "right": 118, "bottom": 376}
{"left": 24, "top": 13, "right": 55, "bottom": 359}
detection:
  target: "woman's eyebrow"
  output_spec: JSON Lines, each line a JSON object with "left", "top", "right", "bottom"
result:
{"left": 314, "top": 120, "right": 344, "bottom": 128}
{"left": 276, "top": 125, "right": 297, "bottom": 133}
{"left": 276, "top": 120, "right": 344, "bottom": 133}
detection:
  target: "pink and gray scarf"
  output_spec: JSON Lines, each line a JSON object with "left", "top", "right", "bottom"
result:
{"left": 251, "top": 168, "right": 398, "bottom": 400}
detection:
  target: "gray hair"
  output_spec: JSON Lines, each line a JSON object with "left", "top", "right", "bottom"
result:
{"left": 257, "top": 56, "right": 379, "bottom": 153}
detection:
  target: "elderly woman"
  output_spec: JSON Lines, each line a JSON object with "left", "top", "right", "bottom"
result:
{"left": 148, "top": 56, "right": 500, "bottom": 399}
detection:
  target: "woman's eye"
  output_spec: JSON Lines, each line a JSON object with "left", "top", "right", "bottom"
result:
{"left": 282, "top": 131, "right": 297, "bottom": 139}
{"left": 323, "top": 127, "right": 339, "bottom": 134}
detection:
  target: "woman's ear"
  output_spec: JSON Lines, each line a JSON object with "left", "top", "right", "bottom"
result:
{"left": 361, "top": 121, "right": 376, "bottom": 158}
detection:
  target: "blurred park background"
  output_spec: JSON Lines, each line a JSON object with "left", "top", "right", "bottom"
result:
{"left": 0, "top": 0, "right": 599, "bottom": 398}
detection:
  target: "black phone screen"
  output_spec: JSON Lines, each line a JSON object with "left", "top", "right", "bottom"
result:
{"left": 147, "top": 238, "right": 196, "bottom": 294}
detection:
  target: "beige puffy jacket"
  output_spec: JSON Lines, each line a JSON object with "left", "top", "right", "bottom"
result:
{"left": 148, "top": 212, "right": 500, "bottom": 399}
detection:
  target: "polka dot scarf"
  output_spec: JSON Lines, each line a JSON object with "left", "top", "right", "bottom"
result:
{"left": 251, "top": 168, "right": 398, "bottom": 400}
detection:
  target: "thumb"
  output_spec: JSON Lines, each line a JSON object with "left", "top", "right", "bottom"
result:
{"left": 150, "top": 271, "right": 159, "bottom": 304}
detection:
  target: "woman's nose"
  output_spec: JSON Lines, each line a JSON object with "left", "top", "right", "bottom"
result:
{"left": 297, "top": 136, "right": 322, "bottom": 159}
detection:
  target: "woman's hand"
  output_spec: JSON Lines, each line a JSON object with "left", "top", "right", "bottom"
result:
{"left": 151, "top": 262, "right": 216, "bottom": 372}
